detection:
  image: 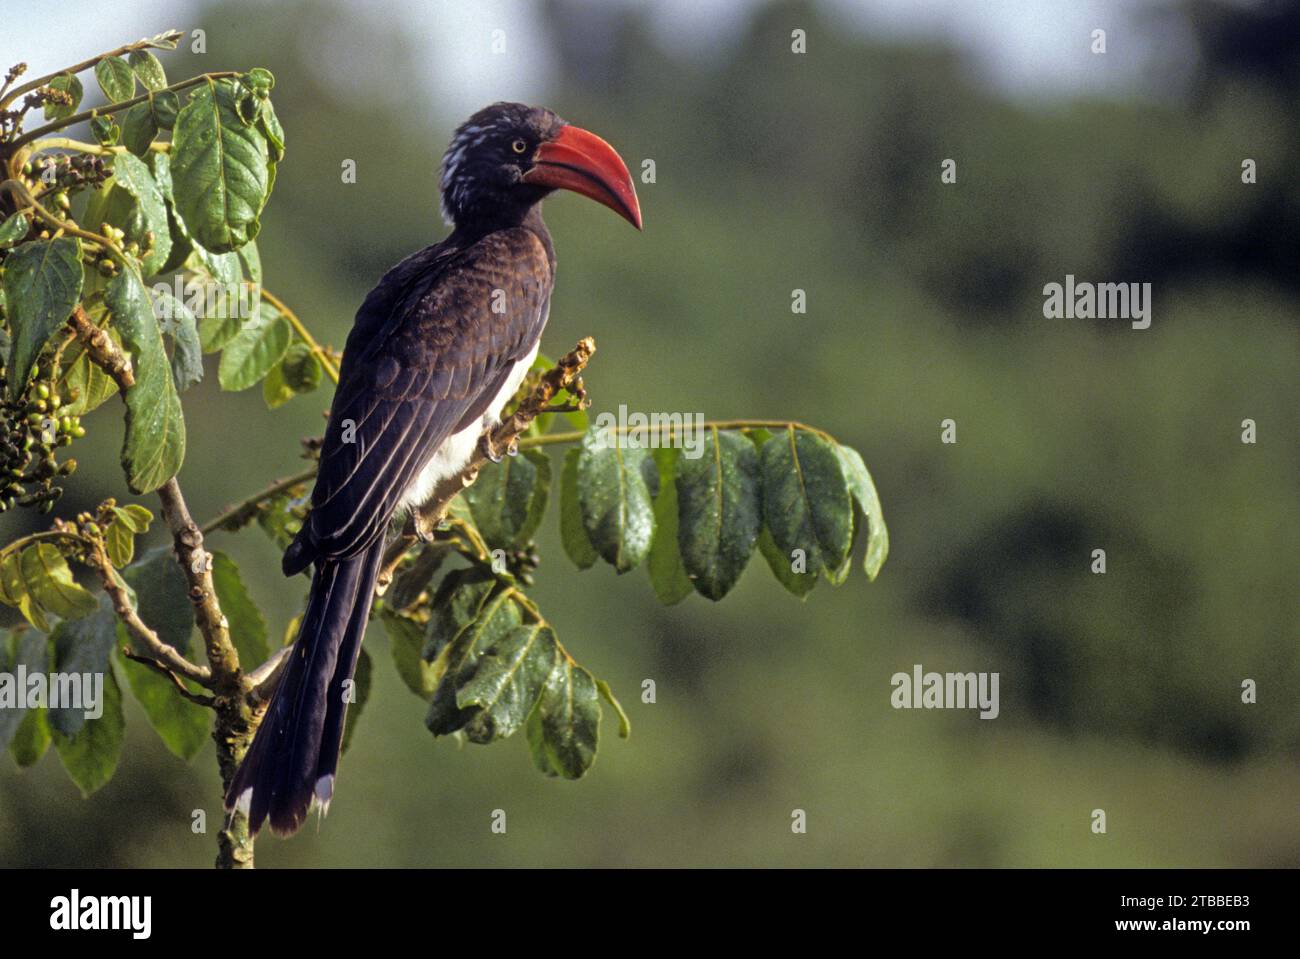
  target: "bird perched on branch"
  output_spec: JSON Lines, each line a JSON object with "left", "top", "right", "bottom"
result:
{"left": 226, "top": 102, "right": 641, "bottom": 836}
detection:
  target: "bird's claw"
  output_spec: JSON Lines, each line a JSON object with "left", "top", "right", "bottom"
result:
{"left": 411, "top": 513, "right": 437, "bottom": 542}
{"left": 478, "top": 433, "right": 518, "bottom": 463}
{"left": 478, "top": 434, "right": 504, "bottom": 463}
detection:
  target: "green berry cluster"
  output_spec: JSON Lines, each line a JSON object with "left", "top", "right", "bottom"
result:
{"left": 0, "top": 357, "right": 84, "bottom": 514}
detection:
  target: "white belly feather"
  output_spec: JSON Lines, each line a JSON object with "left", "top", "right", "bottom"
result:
{"left": 397, "top": 343, "right": 539, "bottom": 512}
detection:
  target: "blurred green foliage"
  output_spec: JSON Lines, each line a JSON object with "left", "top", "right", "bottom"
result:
{"left": 1, "top": 0, "right": 1296, "bottom": 866}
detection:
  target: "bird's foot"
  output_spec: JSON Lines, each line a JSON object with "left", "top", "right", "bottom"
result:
{"left": 411, "top": 511, "right": 438, "bottom": 542}
{"left": 478, "top": 433, "right": 518, "bottom": 463}
{"left": 478, "top": 433, "right": 504, "bottom": 464}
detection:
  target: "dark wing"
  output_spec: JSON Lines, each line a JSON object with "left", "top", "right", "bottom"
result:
{"left": 286, "top": 228, "right": 553, "bottom": 569}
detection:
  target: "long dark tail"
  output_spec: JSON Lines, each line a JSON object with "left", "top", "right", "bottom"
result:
{"left": 225, "top": 538, "right": 385, "bottom": 836}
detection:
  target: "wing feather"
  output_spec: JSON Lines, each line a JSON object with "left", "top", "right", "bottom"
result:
{"left": 297, "top": 229, "right": 553, "bottom": 562}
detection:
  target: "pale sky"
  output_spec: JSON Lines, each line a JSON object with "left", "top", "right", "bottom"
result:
{"left": 1, "top": 0, "right": 1201, "bottom": 117}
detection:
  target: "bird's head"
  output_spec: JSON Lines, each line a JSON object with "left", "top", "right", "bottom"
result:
{"left": 439, "top": 102, "right": 642, "bottom": 232}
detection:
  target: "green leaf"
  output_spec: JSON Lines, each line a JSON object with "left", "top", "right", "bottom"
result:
{"left": 647, "top": 447, "right": 692, "bottom": 605}
{"left": 596, "top": 678, "right": 631, "bottom": 739}
{"left": 112, "top": 152, "right": 173, "bottom": 275}
{"left": 836, "top": 445, "right": 890, "bottom": 581}
{"left": 464, "top": 448, "right": 551, "bottom": 551}
{"left": 56, "top": 332, "right": 119, "bottom": 416}
{"left": 559, "top": 447, "right": 598, "bottom": 569}
{"left": 340, "top": 647, "right": 371, "bottom": 754}
{"left": 425, "top": 571, "right": 522, "bottom": 737}
{"left": 90, "top": 115, "right": 120, "bottom": 147}
{"left": 9, "top": 706, "right": 51, "bottom": 768}
{"left": 48, "top": 595, "right": 119, "bottom": 738}
{"left": 94, "top": 57, "right": 136, "bottom": 103}
{"left": 0, "top": 551, "right": 49, "bottom": 631}
{"left": 103, "top": 515, "right": 135, "bottom": 568}
{"left": 282, "top": 342, "right": 321, "bottom": 389}
{"left": 113, "top": 567, "right": 208, "bottom": 761}
{"left": 576, "top": 427, "right": 655, "bottom": 573}
{"left": 263, "top": 342, "right": 320, "bottom": 407}
{"left": 128, "top": 49, "right": 167, "bottom": 91}
{"left": 244, "top": 68, "right": 276, "bottom": 95}
{"left": 675, "top": 428, "right": 761, "bottom": 600}
{"left": 155, "top": 289, "right": 203, "bottom": 392}
{"left": 217, "top": 303, "right": 290, "bottom": 390}
{"left": 3, "top": 237, "right": 83, "bottom": 400}
{"left": 120, "top": 102, "right": 158, "bottom": 157}
{"left": 458, "top": 623, "right": 558, "bottom": 744}
{"left": 759, "top": 428, "right": 853, "bottom": 576}
{"left": 145, "top": 30, "right": 182, "bottom": 51}
{"left": 107, "top": 270, "right": 186, "bottom": 493}
{"left": 526, "top": 655, "right": 601, "bottom": 779}
{"left": 757, "top": 525, "right": 817, "bottom": 598}
{"left": 123, "top": 546, "right": 195, "bottom": 655}
{"left": 20, "top": 543, "right": 98, "bottom": 620}
{"left": 43, "top": 73, "right": 83, "bottom": 121}
{"left": 52, "top": 664, "right": 124, "bottom": 796}
{"left": 1, "top": 630, "right": 50, "bottom": 752}
{"left": 237, "top": 240, "right": 262, "bottom": 285}
{"left": 381, "top": 609, "right": 438, "bottom": 700}
{"left": 116, "top": 634, "right": 209, "bottom": 761}
{"left": 150, "top": 90, "right": 180, "bottom": 129}
{"left": 103, "top": 503, "right": 153, "bottom": 566}
{"left": 171, "top": 79, "right": 269, "bottom": 253}
{"left": 257, "top": 97, "right": 285, "bottom": 163}
{"left": 0, "top": 212, "right": 29, "bottom": 249}
{"left": 209, "top": 550, "right": 269, "bottom": 669}
{"left": 387, "top": 543, "right": 451, "bottom": 612}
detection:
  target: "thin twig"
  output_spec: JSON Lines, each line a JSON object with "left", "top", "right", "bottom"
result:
{"left": 200, "top": 467, "right": 317, "bottom": 535}
{"left": 120, "top": 647, "right": 216, "bottom": 706}
{"left": 0, "top": 31, "right": 184, "bottom": 110}
{"left": 8, "top": 72, "right": 240, "bottom": 151}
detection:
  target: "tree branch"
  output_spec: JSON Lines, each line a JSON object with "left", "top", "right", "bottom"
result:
{"left": 69, "top": 299, "right": 256, "bottom": 868}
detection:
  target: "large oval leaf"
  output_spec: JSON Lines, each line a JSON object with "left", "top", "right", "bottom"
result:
{"left": 94, "top": 56, "right": 135, "bottom": 103}
{"left": 217, "top": 303, "right": 290, "bottom": 390}
{"left": 526, "top": 655, "right": 600, "bottom": 779}
{"left": 3, "top": 238, "right": 83, "bottom": 400}
{"left": 675, "top": 428, "right": 761, "bottom": 600}
{"left": 52, "top": 665, "right": 125, "bottom": 796}
{"left": 647, "top": 447, "right": 692, "bottom": 605}
{"left": 112, "top": 152, "right": 173, "bottom": 275}
{"left": 559, "top": 447, "right": 598, "bottom": 569}
{"left": 836, "top": 444, "right": 890, "bottom": 582}
{"left": 171, "top": 79, "right": 269, "bottom": 253}
{"left": 759, "top": 428, "right": 853, "bottom": 576}
{"left": 576, "top": 427, "right": 654, "bottom": 573}
{"left": 464, "top": 448, "right": 551, "bottom": 551}
{"left": 457, "top": 623, "right": 558, "bottom": 744}
{"left": 107, "top": 270, "right": 186, "bottom": 493}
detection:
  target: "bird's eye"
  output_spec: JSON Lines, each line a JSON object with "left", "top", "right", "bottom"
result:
{"left": 510, "top": 139, "right": 528, "bottom": 154}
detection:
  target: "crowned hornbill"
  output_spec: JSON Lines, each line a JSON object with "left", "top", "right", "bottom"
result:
{"left": 226, "top": 102, "right": 641, "bottom": 836}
